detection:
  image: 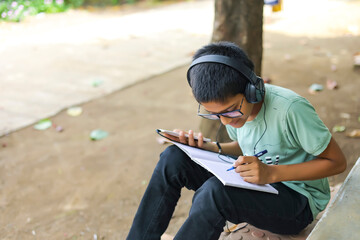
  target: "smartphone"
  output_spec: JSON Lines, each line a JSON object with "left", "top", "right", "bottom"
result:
{"left": 157, "top": 129, "right": 212, "bottom": 142}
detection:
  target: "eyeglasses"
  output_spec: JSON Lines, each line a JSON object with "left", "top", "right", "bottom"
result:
{"left": 197, "top": 97, "right": 244, "bottom": 120}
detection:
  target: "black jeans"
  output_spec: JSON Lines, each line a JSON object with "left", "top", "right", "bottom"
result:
{"left": 127, "top": 145, "right": 313, "bottom": 240}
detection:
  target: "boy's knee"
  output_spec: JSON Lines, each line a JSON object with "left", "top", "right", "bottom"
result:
{"left": 190, "top": 178, "right": 228, "bottom": 224}
{"left": 161, "top": 145, "right": 185, "bottom": 158}
{"left": 194, "top": 177, "right": 225, "bottom": 202}
{"left": 156, "top": 145, "right": 189, "bottom": 172}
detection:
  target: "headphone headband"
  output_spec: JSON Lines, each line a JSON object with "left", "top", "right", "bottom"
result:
{"left": 187, "top": 55, "right": 258, "bottom": 86}
{"left": 186, "top": 54, "right": 265, "bottom": 103}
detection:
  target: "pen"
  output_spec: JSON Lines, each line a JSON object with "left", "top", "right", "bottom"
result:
{"left": 226, "top": 150, "right": 268, "bottom": 171}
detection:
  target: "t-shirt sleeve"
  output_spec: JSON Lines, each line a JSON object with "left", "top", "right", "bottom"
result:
{"left": 225, "top": 125, "right": 238, "bottom": 141}
{"left": 285, "top": 98, "right": 332, "bottom": 156}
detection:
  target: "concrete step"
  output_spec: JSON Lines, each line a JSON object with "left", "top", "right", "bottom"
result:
{"left": 307, "top": 157, "right": 360, "bottom": 240}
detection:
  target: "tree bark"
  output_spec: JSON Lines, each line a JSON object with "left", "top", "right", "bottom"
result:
{"left": 211, "top": 0, "right": 263, "bottom": 75}
{"left": 200, "top": 0, "right": 264, "bottom": 143}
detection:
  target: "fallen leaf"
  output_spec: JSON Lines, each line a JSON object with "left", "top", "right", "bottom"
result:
{"left": 92, "top": 79, "right": 104, "bottom": 87}
{"left": 67, "top": 107, "right": 83, "bottom": 117}
{"left": 308, "top": 84, "right": 324, "bottom": 94}
{"left": 332, "top": 125, "right": 346, "bottom": 133}
{"left": 55, "top": 126, "right": 64, "bottom": 132}
{"left": 346, "top": 129, "right": 360, "bottom": 138}
{"left": 326, "top": 79, "right": 338, "bottom": 90}
{"left": 34, "top": 119, "right": 52, "bottom": 130}
{"left": 90, "top": 129, "right": 109, "bottom": 141}
{"left": 340, "top": 113, "right": 350, "bottom": 119}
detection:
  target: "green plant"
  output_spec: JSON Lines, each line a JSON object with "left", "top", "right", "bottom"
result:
{"left": 0, "top": 0, "right": 78, "bottom": 22}
{"left": 65, "top": 0, "right": 84, "bottom": 8}
{"left": 0, "top": 0, "right": 173, "bottom": 22}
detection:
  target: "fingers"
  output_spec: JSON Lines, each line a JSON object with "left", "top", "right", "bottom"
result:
{"left": 233, "top": 156, "right": 254, "bottom": 167}
{"left": 188, "top": 130, "right": 198, "bottom": 147}
{"left": 163, "top": 134, "right": 179, "bottom": 142}
{"left": 236, "top": 165, "right": 258, "bottom": 184}
{"left": 171, "top": 129, "right": 187, "bottom": 144}
{"left": 172, "top": 129, "right": 203, "bottom": 147}
{"left": 179, "top": 131, "right": 188, "bottom": 145}
{"left": 235, "top": 163, "right": 252, "bottom": 173}
{"left": 197, "top": 132, "right": 204, "bottom": 148}
{"left": 233, "top": 156, "right": 271, "bottom": 184}
{"left": 234, "top": 156, "right": 259, "bottom": 178}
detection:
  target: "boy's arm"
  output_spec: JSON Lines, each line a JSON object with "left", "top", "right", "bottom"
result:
{"left": 234, "top": 137, "right": 347, "bottom": 184}
{"left": 269, "top": 137, "right": 346, "bottom": 183}
{"left": 203, "top": 141, "right": 242, "bottom": 156}
{"left": 173, "top": 129, "right": 243, "bottom": 156}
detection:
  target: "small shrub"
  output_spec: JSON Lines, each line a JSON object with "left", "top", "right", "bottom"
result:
{"left": 0, "top": 0, "right": 172, "bottom": 22}
{"left": 0, "top": 0, "right": 78, "bottom": 22}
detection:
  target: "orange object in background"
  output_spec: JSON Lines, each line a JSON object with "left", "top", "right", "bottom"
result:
{"left": 272, "top": 0, "right": 282, "bottom": 12}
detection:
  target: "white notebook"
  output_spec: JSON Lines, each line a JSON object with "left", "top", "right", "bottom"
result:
{"left": 171, "top": 141, "right": 278, "bottom": 195}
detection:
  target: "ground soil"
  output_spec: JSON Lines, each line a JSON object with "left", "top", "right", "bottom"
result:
{"left": 1, "top": 3, "right": 360, "bottom": 240}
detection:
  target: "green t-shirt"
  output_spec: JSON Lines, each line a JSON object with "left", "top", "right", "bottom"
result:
{"left": 226, "top": 84, "right": 332, "bottom": 219}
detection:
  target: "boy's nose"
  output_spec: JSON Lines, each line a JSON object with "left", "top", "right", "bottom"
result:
{"left": 219, "top": 116, "right": 232, "bottom": 125}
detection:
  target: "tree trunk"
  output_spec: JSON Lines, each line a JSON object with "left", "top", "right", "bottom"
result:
{"left": 200, "top": 0, "right": 264, "bottom": 143}
{"left": 212, "top": 0, "right": 263, "bottom": 75}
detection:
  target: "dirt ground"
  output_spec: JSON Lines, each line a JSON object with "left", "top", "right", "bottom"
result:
{"left": 1, "top": 4, "right": 360, "bottom": 240}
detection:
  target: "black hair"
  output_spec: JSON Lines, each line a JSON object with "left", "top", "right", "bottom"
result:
{"left": 188, "top": 41, "right": 255, "bottom": 103}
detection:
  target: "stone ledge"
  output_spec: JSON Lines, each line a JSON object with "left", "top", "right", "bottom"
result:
{"left": 307, "top": 157, "right": 360, "bottom": 240}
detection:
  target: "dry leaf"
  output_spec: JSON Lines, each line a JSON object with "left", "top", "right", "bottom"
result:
{"left": 346, "top": 129, "right": 360, "bottom": 138}
{"left": 326, "top": 79, "right": 338, "bottom": 90}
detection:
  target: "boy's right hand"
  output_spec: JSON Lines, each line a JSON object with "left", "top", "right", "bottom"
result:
{"left": 163, "top": 129, "right": 206, "bottom": 149}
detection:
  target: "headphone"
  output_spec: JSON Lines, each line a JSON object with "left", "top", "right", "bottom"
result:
{"left": 186, "top": 54, "right": 265, "bottom": 103}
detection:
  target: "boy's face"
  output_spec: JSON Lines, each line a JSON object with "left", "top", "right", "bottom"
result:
{"left": 200, "top": 93, "right": 254, "bottom": 128}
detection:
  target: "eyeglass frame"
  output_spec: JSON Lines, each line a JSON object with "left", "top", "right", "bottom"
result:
{"left": 197, "top": 96, "right": 245, "bottom": 120}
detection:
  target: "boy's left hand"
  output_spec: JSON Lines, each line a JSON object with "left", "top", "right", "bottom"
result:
{"left": 233, "top": 156, "right": 274, "bottom": 185}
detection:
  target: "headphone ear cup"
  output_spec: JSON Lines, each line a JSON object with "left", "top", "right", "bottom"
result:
{"left": 255, "top": 77, "right": 265, "bottom": 102}
{"left": 245, "top": 83, "right": 258, "bottom": 103}
{"left": 245, "top": 77, "right": 265, "bottom": 103}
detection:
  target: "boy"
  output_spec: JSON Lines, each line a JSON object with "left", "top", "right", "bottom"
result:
{"left": 127, "top": 42, "right": 346, "bottom": 240}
